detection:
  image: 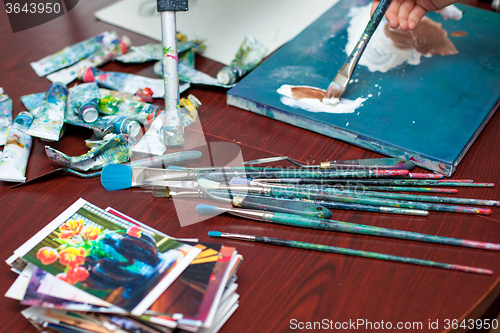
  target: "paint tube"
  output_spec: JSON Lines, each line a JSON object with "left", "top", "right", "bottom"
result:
{"left": 45, "top": 133, "right": 135, "bottom": 171}
{"left": 80, "top": 66, "right": 166, "bottom": 98}
{"left": 133, "top": 95, "right": 200, "bottom": 155}
{"left": 69, "top": 83, "right": 100, "bottom": 123}
{"left": 47, "top": 34, "right": 131, "bottom": 84}
{"left": 179, "top": 63, "right": 234, "bottom": 88}
{"left": 99, "top": 89, "right": 142, "bottom": 102}
{"left": 27, "top": 83, "right": 68, "bottom": 141}
{"left": 0, "top": 88, "right": 13, "bottom": 146}
{"left": 116, "top": 37, "right": 205, "bottom": 63}
{"left": 217, "top": 35, "right": 267, "bottom": 85}
{"left": 108, "top": 116, "right": 141, "bottom": 137}
{"left": 154, "top": 62, "right": 232, "bottom": 88}
{"left": 30, "top": 31, "right": 114, "bottom": 77}
{"left": 0, "top": 112, "right": 34, "bottom": 182}
{"left": 98, "top": 94, "right": 162, "bottom": 125}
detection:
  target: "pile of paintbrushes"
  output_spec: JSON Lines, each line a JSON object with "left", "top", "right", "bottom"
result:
{"left": 98, "top": 156, "right": 499, "bottom": 275}
{"left": 5, "top": 199, "right": 243, "bottom": 333}
{"left": 100, "top": 156, "right": 498, "bottom": 217}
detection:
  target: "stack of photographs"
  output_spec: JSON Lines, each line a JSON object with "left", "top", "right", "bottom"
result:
{"left": 5, "top": 198, "right": 243, "bottom": 333}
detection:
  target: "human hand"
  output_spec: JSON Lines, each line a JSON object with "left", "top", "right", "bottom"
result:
{"left": 371, "top": 0, "right": 459, "bottom": 31}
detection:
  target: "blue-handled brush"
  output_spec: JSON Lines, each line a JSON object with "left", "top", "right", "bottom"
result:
{"left": 323, "top": 0, "right": 392, "bottom": 103}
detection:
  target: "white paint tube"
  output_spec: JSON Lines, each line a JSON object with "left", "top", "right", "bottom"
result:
{"left": 27, "top": 82, "right": 68, "bottom": 141}
{"left": 0, "top": 88, "right": 13, "bottom": 146}
{"left": 0, "top": 112, "right": 34, "bottom": 182}
{"left": 30, "top": 31, "right": 114, "bottom": 77}
{"left": 69, "top": 83, "right": 100, "bottom": 123}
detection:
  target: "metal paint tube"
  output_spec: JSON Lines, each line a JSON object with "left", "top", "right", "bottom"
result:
{"left": 178, "top": 63, "right": 234, "bottom": 88}
{"left": 30, "top": 31, "right": 113, "bottom": 77}
{"left": 117, "top": 37, "right": 204, "bottom": 64}
{"left": 0, "top": 112, "right": 34, "bottom": 182}
{"left": 99, "top": 88, "right": 154, "bottom": 103}
{"left": 0, "top": 88, "right": 13, "bottom": 146}
{"left": 47, "top": 34, "right": 131, "bottom": 84}
{"left": 98, "top": 94, "right": 162, "bottom": 126}
{"left": 45, "top": 133, "right": 136, "bottom": 171}
{"left": 109, "top": 116, "right": 141, "bottom": 137}
{"left": 26, "top": 83, "right": 68, "bottom": 141}
{"left": 80, "top": 66, "right": 166, "bottom": 98}
{"left": 217, "top": 35, "right": 268, "bottom": 85}
{"left": 69, "top": 83, "right": 100, "bottom": 123}
{"left": 21, "top": 92, "right": 107, "bottom": 132}
{"left": 161, "top": 11, "right": 183, "bottom": 146}
{"left": 99, "top": 88, "right": 142, "bottom": 102}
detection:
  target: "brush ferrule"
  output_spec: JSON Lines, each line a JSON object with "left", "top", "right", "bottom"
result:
{"left": 320, "top": 161, "right": 331, "bottom": 169}
{"left": 132, "top": 167, "right": 198, "bottom": 186}
{"left": 171, "top": 189, "right": 205, "bottom": 197}
{"left": 227, "top": 208, "right": 265, "bottom": 221}
{"left": 220, "top": 232, "right": 256, "bottom": 241}
{"left": 262, "top": 212, "right": 275, "bottom": 222}
{"left": 335, "top": 33, "right": 371, "bottom": 87}
{"left": 231, "top": 197, "right": 244, "bottom": 207}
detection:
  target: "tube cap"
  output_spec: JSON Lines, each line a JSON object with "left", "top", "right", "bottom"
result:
{"left": 82, "top": 107, "right": 99, "bottom": 123}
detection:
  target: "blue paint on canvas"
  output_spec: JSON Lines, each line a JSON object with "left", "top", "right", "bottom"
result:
{"left": 227, "top": 0, "right": 500, "bottom": 175}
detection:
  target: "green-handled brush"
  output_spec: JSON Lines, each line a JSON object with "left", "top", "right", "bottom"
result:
{"left": 324, "top": 0, "right": 392, "bottom": 103}
{"left": 208, "top": 231, "right": 493, "bottom": 275}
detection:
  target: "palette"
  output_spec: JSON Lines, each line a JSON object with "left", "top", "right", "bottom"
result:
{"left": 227, "top": 0, "right": 500, "bottom": 176}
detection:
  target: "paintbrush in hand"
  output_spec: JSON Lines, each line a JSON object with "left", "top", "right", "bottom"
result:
{"left": 324, "top": 0, "right": 392, "bottom": 103}
{"left": 208, "top": 231, "right": 493, "bottom": 275}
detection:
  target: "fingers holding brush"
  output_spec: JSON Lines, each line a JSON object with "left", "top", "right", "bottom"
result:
{"left": 371, "top": 0, "right": 458, "bottom": 31}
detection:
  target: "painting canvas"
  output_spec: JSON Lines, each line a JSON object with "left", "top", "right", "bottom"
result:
{"left": 13, "top": 198, "right": 200, "bottom": 315}
{"left": 227, "top": 0, "right": 500, "bottom": 175}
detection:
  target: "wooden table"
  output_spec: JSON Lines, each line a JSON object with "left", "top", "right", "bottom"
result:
{"left": 1, "top": 1, "right": 499, "bottom": 332}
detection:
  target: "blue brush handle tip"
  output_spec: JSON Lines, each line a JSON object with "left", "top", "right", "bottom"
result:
{"left": 196, "top": 204, "right": 221, "bottom": 215}
{"left": 208, "top": 231, "right": 222, "bottom": 237}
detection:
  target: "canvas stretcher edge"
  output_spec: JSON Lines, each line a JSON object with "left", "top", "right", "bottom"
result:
{"left": 226, "top": 93, "right": 462, "bottom": 176}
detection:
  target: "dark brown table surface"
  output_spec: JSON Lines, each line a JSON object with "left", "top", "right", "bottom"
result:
{"left": 1, "top": 1, "right": 499, "bottom": 332}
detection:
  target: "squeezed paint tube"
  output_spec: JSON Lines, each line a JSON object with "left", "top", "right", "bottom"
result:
{"left": 99, "top": 88, "right": 142, "bottom": 102}
{"left": 98, "top": 94, "right": 162, "bottom": 125}
{"left": 133, "top": 95, "right": 200, "bottom": 155}
{"left": 0, "top": 112, "right": 34, "bottom": 182}
{"left": 217, "top": 35, "right": 268, "bottom": 85}
{"left": 99, "top": 88, "right": 154, "bottom": 103}
{"left": 155, "top": 62, "right": 234, "bottom": 88}
{"left": 87, "top": 115, "right": 142, "bottom": 141}
{"left": 45, "top": 133, "right": 135, "bottom": 171}
{"left": 30, "top": 31, "right": 114, "bottom": 77}
{"left": 20, "top": 92, "right": 45, "bottom": 112}
{"left": 108, "top": 116, "right": 141, "bottom": 137}
{"left": 80, "top": 66, "right": 166, "bottom": 98}
{"left": 116, "top": 38, "right": 205, "bottom": 63}
{"left": 47, "top": 34, "right": 131, "bottom": 84}
{"left": 0, "top": 88, "right": 13, "bottom": 146}
{"left": 22, "top": 91, "right": 108, "bottom": 131}
{"left": 69, "top": 83, "right": 100, "bottom": 123}
{"left": 27, "top": 82, "right": 68, "bottom": 141}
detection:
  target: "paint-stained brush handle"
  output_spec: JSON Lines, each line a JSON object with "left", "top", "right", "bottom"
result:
{"left": 326, "top": 158, "right": 414, "bottom": 170}
{"left": 209, "top": 231, "right": 493, "bottom": 275}
{"left": 236, "top": 197, "right": 332, "bottom": 219}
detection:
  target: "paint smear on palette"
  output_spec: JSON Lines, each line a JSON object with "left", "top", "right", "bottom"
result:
{"left": 347, "top": 4, "right": 458, "bottom": 73}
{"left": 450, "top": 31, "right": 468, "bottom": 37}
{"left": 438, "top": 5, "right": 463, "bottom": 20}
{"left": 277, "top": 85, "right": 366, "bottom": 114}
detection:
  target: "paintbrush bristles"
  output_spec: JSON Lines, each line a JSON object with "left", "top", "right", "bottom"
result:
{"left": 323, "top": 81, "right": 345, "bottom": 102}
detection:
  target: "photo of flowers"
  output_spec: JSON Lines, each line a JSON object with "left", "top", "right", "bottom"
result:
{"left": 20, "top": 199, "right": 200, "bottom": 314}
